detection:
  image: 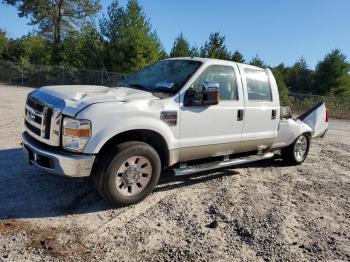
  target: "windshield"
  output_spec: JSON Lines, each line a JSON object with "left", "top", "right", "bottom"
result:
{"left": 117, "top": 60, "right": 202, "bottom": 94}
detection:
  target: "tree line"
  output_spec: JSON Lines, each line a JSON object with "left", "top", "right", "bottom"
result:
{"left": 0, "top": 0, "right": 349, "bottom": 98}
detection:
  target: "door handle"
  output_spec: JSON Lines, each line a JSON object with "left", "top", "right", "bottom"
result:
{"left": 237, "top": 109, "right": 244, "bottom": 121}
{"left": 271, "top": 109, "right": 277, "bottom": 120}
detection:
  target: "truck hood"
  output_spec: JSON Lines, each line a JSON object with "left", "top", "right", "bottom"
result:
{"left": 30, "top": 85, "right": 158, "bottom": 116}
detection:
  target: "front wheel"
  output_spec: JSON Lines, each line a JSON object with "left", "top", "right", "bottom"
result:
{"left": 94, "top": 141, "right": 161, "bottom": 206}
{"left": 281, "top": 134, "right": 310, "bottom": 165}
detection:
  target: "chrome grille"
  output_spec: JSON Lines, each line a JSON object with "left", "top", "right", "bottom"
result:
{"left": 24, "top": 95, "right": 62, "bottom": 146}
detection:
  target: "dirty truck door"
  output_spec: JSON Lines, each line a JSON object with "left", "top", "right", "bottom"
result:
{"left": 298, "top": 101, "right": 328, "bottom": 138}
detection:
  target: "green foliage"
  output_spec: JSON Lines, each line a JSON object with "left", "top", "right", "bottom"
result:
{"left": 189, "top": 45, "right": 200, "bottom": 57}
{"left": 271, "top": 67, "right": 291, "bottom": 105}
{"left": 169, "top": 33, "right": 199, "bottom": 58}
{"left": 249, "top": 55, "right": 267, "bottom": 67}
{"left": 231, "top": 50, "right": 245, "bottom": 63}
{"left": 158, "top": 47, "right": 168, "bottom": 59}
{"left": 314, "top": 49, "right": 350, "bottom": 97}
{"left": 337, "top": 72, "right": 350, "bottom": 97}
{"left": 4, "top": 0, "right": 101, "bottom": 44}
{"left": 0, "top": 29, "right": 9, "bottom": 59}
{"left": 200, "top": 32, "right": 230, "bottom": 60}
{"left": 6, "top": 38, "right": 23, "bottom": 62}
{"left": 170, "top": 33, "right": 192, "bottom": 57}
{"left": 3, "top": 32, "right": 51, "bottom": 64}
{"left": 62, "top": 22, "right": 103, "bottom": 69}
{"left": 285, "top": 57, "right": 314, "bottom": 93}
{"left": 20, "top": 33, "right": 51, "bottom": 64}
{"left": 274, "top": 63, "right": 288, "bottom": 77}
{"left": 100, "top": 0, "right": 163, "bottom": 73}
{"left": 4, "top": 0, "right": 101, "bottom": 62}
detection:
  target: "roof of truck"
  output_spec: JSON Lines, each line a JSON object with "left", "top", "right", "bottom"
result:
{"left": 166, "top": 56, "right": 227, "bottom": 63}
{"left": 165, "top": 57, "right": 265, "bottom": 70}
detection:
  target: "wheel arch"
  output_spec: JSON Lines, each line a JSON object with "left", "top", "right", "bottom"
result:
{"left": 302, "top": 131, "right": 312, "bottom": 142}
{"left": 96, "top": 129, "right": 170, "bottom": 168}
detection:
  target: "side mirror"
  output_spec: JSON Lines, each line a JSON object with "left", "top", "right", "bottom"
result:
{"left": 202, "top": 81, "right": 219, "bottom": 106}
{"left": 184, "top": 81, "right": 220, "bottom": 107}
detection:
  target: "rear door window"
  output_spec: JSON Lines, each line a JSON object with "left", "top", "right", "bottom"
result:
{"left": 244, "top": 68, "right": 272, "bottom": 101}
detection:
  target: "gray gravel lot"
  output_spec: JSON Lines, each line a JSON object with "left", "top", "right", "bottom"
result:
{"left": 0, "top": 84, "right": 349, "bottom": 261}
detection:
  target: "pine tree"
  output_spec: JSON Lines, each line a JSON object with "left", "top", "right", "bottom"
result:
{"left": 231, "top": 50, "right": 245, "bottom": 63}
{"left": 62, "top": 22, "right": 103, "bottom": 69}
{"left": 272, "top": 67, "right": 290, "bottom": 105}
{"left": 314, "top": 49, "right": 350, "bottom": 96}
{"left": 20, "top": 33, "right": 51, "bottom": 64}
{"left": 170, "top": 33, "right": 191, "bottom": 57}
{"left": 100, "top": 0, "right": 163, "bottom": 73}
{"left": 249, "top": 55, "right": 266, "bottom": 67}
{"left": 200, "top": 32, "right": 230, "bottom": 60}
{"left": 285, "top": 57, "right": 314, "bottom": 93}
{"left": 0, "top": 29, "right": 9, "bottom": 59}
{"left": 4, "top": 0, "right": 101, "bottom": 62}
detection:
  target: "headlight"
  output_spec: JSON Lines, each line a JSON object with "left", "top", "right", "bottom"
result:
{"left": 62, "top": 117, "right": 91, "bottom": 152}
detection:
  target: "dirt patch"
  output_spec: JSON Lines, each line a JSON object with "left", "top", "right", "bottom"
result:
{"left": 0, "top": 220, "right": 32, "bottom": 236}
{"left": 0, "top": 220, "right": 88, "bottom": 259}
{"left": 28, "top": 226, "right": 88, "bottom": 258}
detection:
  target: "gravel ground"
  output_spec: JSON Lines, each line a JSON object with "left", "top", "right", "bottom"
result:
{"left": 0, "top": 84, "right": 349, "bottom": 261}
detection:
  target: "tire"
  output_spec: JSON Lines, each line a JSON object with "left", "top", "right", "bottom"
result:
{"left": 93, "top": 141, "right": 161, "bottom": 206}
{"left": 281, "top": 133, "right": 310, "bottom": 165}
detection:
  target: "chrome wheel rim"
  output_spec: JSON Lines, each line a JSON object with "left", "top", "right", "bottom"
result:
{"left": 294, "top": 135, "right": 308, "bottom": 161}
{"left": 115, "top": 156, "right": 152, "bottom": 196}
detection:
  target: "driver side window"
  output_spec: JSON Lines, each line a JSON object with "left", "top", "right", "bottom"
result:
{"left": 191, "top": 65, "right": 238, "bottom": 100}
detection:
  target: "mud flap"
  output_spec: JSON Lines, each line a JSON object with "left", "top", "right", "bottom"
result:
{"left": 297, "top": 102, "right": 328, "bottom": 138}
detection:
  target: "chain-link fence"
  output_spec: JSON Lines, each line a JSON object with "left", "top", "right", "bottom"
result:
{"left": 0, "top": 60, "right": 349, "bottom": 119}
{"left": 0, "top": 60, "right": 125, "bottom": 87}
{"left": 287, "top": 92, "right": 350, "bottom": 120}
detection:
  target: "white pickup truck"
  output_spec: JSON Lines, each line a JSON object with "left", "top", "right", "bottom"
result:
{"left": 22, "top": 58, "right": 328, "bottom": 206}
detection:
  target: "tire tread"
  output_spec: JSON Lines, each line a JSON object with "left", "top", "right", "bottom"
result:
{"left": 93, "top": 141, "right": 161, "bottom": 206}
{"left": 281, "top": 134, "right": 310, "bottom": 165}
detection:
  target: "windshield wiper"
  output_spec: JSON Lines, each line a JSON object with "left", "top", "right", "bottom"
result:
{"left": 152, "top": 85, "right": 178, "bottom": 93}
{"left": 128, "top": 83, "right": 149, "bottom": 91}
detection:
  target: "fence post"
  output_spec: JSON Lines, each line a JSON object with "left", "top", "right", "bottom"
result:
{"left": 101, "top": 70, "right": 104, "bottom": 86}
{"left": 21, "top": 62, "right": 24, "bottom": 87}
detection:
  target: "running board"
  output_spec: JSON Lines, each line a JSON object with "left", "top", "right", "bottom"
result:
{"left": 173, "top": 152, "right": 274, "bottom": 176}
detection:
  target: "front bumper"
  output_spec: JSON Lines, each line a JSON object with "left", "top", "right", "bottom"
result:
{"left": 22, "top": 132, "right": 95, "bottom": 177}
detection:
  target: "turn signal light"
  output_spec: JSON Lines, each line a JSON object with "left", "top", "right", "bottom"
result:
{"left": 64, "top": 128, "right": 90, "bottom": 137}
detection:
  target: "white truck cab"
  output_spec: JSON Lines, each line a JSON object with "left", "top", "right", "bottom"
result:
{"left": 22, "top": 58, "right": 328, "bottom": 206}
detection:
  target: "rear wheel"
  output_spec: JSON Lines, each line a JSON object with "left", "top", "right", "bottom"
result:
{"left": 94, "top": 141, "right": 161, "bottom": 206}
{"left": 281, "top": 134, "right": 310, "bottom": 165}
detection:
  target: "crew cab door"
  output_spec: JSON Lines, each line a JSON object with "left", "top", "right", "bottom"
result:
{"left": 178, "top": 63, "right": 244, "bottom": 161}
{"left": 238, "top": 65, "right": 280, "bottom": 144}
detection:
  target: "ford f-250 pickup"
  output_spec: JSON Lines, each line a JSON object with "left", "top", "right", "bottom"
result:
{"left": 22, "top": 58, "right": 328, "bottom": 206}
